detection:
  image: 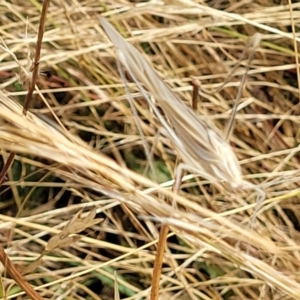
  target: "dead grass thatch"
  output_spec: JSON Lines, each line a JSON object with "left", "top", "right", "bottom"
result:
{"left": 1, "top": 0, "right": 300, "bottom": 299}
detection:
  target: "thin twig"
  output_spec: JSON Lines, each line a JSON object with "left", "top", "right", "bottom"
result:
{"left": 0, "top": 247, "right": 43, "bottom": 300}
{"left": 23, "top": 0, "right": 51, "bottom": 114}
{"left": 0, "top": 0, "right": 51, "bottom": 183}
{"left": 0, "top": 152, "right": 14, "bottom": 186}
{"left": 191, "top": 79, "right": 199, "bottom": 111}
{"left": 150, "top": 224, "right": 169, "bottom": 300}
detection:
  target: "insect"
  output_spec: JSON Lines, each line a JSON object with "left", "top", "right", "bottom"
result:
{"left": 100, "top": 17, "right": 264, "bottom": 208}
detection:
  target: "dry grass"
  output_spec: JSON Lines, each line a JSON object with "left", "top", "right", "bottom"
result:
{"left": 0, "top": 0, "right": 300, "bottom": 299}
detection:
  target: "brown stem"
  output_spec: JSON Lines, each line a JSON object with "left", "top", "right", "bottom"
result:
{"left": 23, "top": 0, "right": 51, "bottom": 114}
{"left": 0, "top": 152, "right": 15, "bottom": 185}
{"left": 0, "top": 2, "right": 51, "bottom": 299}
{"left": 150, "top": 164, "right": 185, "bottom": 300}
{"left": 0, "top": 246, "right": 43, "bottom": 300}
{"left": 150, "top": 224, "right": 169, "bottom": 300}
{"left": 0, "top": 0, "right": 51, "bottom": 186}
{"left": 191, "top": 79, "right": 199, "bottom": 111}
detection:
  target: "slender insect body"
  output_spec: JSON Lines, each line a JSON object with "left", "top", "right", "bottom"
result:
{"left": 100, "top": 17, "right": 264, "bottom": 222}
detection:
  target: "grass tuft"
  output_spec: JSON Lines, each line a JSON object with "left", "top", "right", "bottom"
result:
{"left": 0, "top": 1, "right": 300, "bottom": 299}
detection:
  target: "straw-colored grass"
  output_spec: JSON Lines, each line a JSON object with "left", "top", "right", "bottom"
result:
{"left": 1, "top": 0, "right": 300, "bottom": 299}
